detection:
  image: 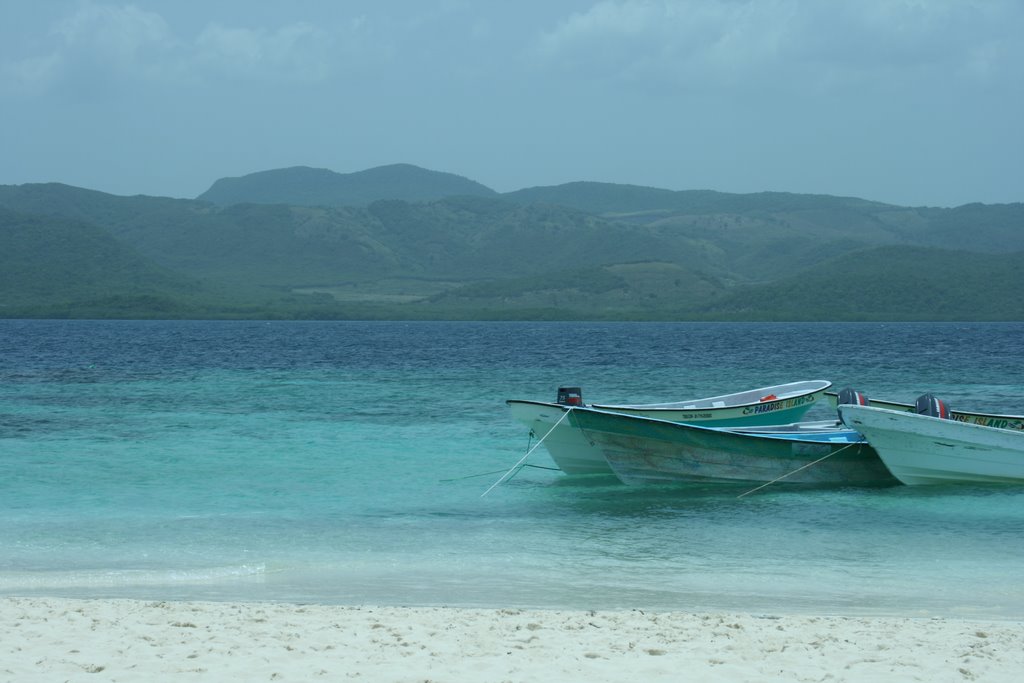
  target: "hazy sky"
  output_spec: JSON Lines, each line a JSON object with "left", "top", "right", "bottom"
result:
{"left": 2, "top": 1, "right": 1021, "bottom": 207}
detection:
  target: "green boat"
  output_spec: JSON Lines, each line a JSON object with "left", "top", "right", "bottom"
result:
{"left": 567, "top": 406, "right": 896, "bottom": 486}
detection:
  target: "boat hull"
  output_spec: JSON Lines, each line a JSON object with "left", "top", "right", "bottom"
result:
{"left": 568, "top": 408, "right": 895, "bottom": 486}
{"left": 507, "top": 381, "right": 830, "bottom": 475}
{"left": 506, "top": 400, "right": 602, "bottom": 475}
{"left": 839, "top": 404, "right": 1024, "bottom": 485}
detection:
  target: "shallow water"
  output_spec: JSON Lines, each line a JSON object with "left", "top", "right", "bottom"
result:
{"left": 1, "top": 320, "right": 1022, "bottom": 617}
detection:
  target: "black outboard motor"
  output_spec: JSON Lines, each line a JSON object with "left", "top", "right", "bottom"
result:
{"left": 836, "top": 387, "right": 869, "bottom": 407}
{"left": 836, "top": 387, "right": 869, "bottom": 421}
{"left": 915, "top": 393, "right": 951, "bottom": 419}
{"left": 556, "top": 386, "right": 584, "bottom": 407}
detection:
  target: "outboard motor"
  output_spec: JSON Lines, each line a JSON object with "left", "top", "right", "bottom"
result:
{"left": 915, "top": 393, "right": 951, "bottom": 419}
{"left": 836, "top": 387, "right": 869, "bottom": 407}
{"left": 556, "top": 386, "right": 584, "bottom": 407}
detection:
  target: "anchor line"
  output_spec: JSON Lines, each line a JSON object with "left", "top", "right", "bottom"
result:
{"left": 481, "top": 407, "right": 573, "bottom": 497}
{"left": 736, "top": 439, "right": 867, "bottom": 499}
{"left": 440, "top": 463, "right": 560, "bottom": 483}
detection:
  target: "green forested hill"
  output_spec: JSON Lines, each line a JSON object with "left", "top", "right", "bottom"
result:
{"left": 1, "top": 169, "right": 1022, "bottom": 320}
{"left": 0, "top": 185, "right": 690, "bottom": 285}
{"left": 503, "top": 182, "right": 893, "bottom": 215}
{"left": 505, "top": 181, "right": 1024, "bottom": 254}
{"left": 414, "top": 247, "right": 1024, "bottom": 321}
{"left": 197, "top": 164, "right": 497, "bottom": 207}
{"left": 0, "top": 207, "right": 210, "bottom": 317}
{"left": 699, "top": 246, "right": 1024, "bottom": 321}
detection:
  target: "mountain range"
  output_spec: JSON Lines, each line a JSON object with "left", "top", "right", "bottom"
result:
{"left": 1, "top": 164, "right": 1022, "bottom": 320}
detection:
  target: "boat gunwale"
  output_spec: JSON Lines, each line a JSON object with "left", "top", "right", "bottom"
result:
{"left": 839, "top": 404, "right": 1024, "bottom": 438}
{"left": 594, "top": 379, "right": 831, "bottom": 411}
{"left": 507, "top": 380, "right": 832, "bottom": 414}
{"left": 825, "top": 392, "right": 1024, "bottom": 422}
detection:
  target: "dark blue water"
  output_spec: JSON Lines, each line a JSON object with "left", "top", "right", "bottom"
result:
{"left": 1, "top": 320, "right": 1022, "bottom": 617}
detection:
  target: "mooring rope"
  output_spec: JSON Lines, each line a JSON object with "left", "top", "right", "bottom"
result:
{"left": 440, "top": 463, "right": 560, "bottom": 483}
{"left": 481, "top": 407, "right": 573, "bottom": 497}
{"left": 736, "top": 439, "right": 867, "bottom": 499}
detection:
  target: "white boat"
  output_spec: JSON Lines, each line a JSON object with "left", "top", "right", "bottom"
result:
{"left": 825, "top": 391, "right": 1024, "bottom": 430}
{"left": 506, "top": 380, "right": 832, "bottom": 475}
{"left": 838, "top": 403, "right": 1024, "bottom": 485}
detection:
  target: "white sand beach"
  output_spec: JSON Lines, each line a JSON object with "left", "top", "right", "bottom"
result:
{"left": 2, "top": 598, "right": 1022, "bottom": 682}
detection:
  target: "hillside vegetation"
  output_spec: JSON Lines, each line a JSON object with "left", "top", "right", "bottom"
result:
{"left": 0, "top": 207, "right": 213, "bottom": 317}
{"left": 1, "top": 164, "right": 1021, "bottom": 320}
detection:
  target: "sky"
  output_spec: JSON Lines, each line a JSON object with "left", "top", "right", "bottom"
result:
{"left": 1, "top": 0, "right": 1021, "bottom": 207}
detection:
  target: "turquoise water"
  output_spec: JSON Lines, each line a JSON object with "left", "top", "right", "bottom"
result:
{"left": 1, "top": 320, "right": 1022, "bottom": 617}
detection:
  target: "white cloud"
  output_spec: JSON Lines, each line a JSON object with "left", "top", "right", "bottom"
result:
{"left": 1, "top": 53, "right": 63, "bottom": 96}
{"left": 54, "top": 2, "right": 176, "bottom": 61}
{"left": 532, "top": 1, "right": 794, "bottom": 87}
{"left": 194, "top": 22, "right": 332, "bottom": 82}
{"left": 533, "top": 0, "right": 1024, "bottom": 91}
{"left": 0, "top": 2, "right": 355, "bottom": 96}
